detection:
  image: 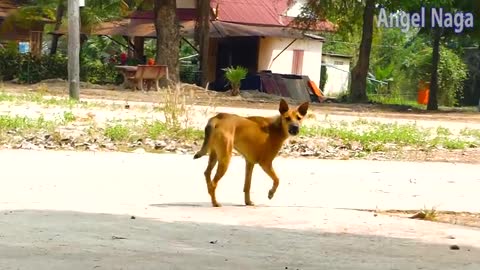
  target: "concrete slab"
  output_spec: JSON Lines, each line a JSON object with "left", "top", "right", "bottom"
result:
{"left": 0, "top": 149, "right": 480, "bottom": 269}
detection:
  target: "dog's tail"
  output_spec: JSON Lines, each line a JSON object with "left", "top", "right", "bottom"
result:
{"left": 193, "top": 119, "right": 215, "bottom": 159}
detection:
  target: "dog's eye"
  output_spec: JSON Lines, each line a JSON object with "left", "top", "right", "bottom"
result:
{"left": 296, "top": 116, "right": 302, "bottom": 120}
{"left": 285, "top": 116, "right": 291, "bottom": 121}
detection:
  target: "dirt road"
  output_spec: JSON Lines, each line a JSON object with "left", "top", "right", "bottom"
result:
{"left": 1, "top": 149, "right": 480, "bottom": 269}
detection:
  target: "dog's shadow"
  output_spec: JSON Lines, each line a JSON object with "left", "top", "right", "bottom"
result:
{"left": 150, "top": 202, "right": 250, "bottom": 208}
{"left": 149, "top": 202, "right": 326, "bottom": 209}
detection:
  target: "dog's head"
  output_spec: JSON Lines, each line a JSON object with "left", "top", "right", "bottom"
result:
{"left": 278, "top": 98, "right": 309, "bottom": 136}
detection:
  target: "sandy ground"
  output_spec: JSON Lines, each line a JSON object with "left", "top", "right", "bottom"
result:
{"left": 2, "top": 94, "right": 480, "bottom": 134}
{"left": 1, "top": 149, "right": 480, "bottom": 269}
{"left": 3, "top": 81, "right": 480, "bottom": 124}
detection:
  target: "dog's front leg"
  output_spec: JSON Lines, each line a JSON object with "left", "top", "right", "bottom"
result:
{"left": 244, "top": 161, "right": 255, "bottom": 206}
{"left": 259, "top": 162, "right": 280, "bottom": 200}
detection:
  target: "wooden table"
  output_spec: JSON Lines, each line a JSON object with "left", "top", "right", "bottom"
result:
{"left": 115, "top": 65, "right": 169, "bottom": 91}
{"left": 115, "top": 65, "right": 137, "bottom": 89}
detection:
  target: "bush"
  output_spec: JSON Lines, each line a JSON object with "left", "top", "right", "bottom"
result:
{"left": 401, "top": 43, "right": 468, "bottom": 107}
{"left": 0, "top": 49, "right": 121, "bottom": 85}
{"left": 80, "top": 59, "right": 123, "bottom": 85}
{"left": 18, "top": 53, "right": 68, "bottom": 83}
{"left": 438, "top": 48, "right": 468, "bottom": 106}
{"left": 0, "top": 49, "right": 21, "bottom": 81}
{"left": 223, "top": 65, "right": 248, "bottom": 96}
{"left": 0, "top": 49, "right": 69, "bottom": 83}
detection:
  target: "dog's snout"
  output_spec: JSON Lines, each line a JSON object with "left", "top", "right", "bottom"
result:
{"left": 288, "top": 124, "right": 299, "bottom": 135}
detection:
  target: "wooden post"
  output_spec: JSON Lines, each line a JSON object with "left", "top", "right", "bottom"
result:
{"left": 68, "top": 0, "right": 80, "bottom": 100}
{"left": 195, "top": 0, "right": 210, "bottom": 87}
{"left": 134, "top": 36, "right": 145, "bottom": 62}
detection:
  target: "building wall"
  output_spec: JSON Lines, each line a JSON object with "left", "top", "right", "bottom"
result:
{"left": 321, "top": 54, "right": 351, "bottom": 96}
{"left": 258, "top": 36, "right": 323, "bottom": 86}
{"left": 177, "top": 0, "right": 196, "bottom": 8}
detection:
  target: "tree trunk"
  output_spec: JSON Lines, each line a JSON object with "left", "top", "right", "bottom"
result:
{"left": 349, "top": 0, "right": 375, "bottom": 103}
{"left": 50, "top": 0, "right": 66, "bottom": 55}
{"left": 427, "top": 28, "right": 442, "bottom": 111}
{"left": 154, "top": 0, "right": 180, "bottom": 84}
{"left": 195, "top": 0, "right": 210, "bottom": 87}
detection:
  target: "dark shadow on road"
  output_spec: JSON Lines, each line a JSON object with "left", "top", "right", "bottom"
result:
{"left": 0, "top": 209, "right": 479, "bottom": 270}
{"left": 150, "top": 202, "right": 246, "bottom": 208}
{"left": 150, "top": 202, "right": 330, "bottom": 209}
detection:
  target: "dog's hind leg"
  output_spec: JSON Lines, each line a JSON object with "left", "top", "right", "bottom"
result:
{"left": 209, "top": 140, "right": 233, "bottom": 207}
{"left": 259, "top": 162, "right": 280, "bottom": 200}
{"left": 204, "top": 151, "right": 217, "bottom": 203}
{"left": 243, "top": 161, "right": 255, "bottom": 206}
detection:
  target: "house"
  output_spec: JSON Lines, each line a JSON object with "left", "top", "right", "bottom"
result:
{"left": 50, "top": 0, "right": 337, "bottom": 98}
{"left": 0, "top": 0, "right": 53, "bottom": 55}
{"left": 321, "top": 53, "right": 353, "bottom": 97}
{"left": 83, "top": 0, "right": 335, "bottom": 89}
{"left": 204, "top": 0, "right": 336, "bottom": 90}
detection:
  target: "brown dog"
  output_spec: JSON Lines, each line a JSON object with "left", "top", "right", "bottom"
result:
{"left": 193, "top": 99, "right": 309, "bottom": 207}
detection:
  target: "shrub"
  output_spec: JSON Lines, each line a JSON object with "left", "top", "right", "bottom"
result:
{"left": 0, "top": 49, "right": 21, "bottom": 81}
{"left": 0, "top": 49, "right": 121, "bottom": 85}
{"left": 80, "top": 60, "right": 122, "bottom": 85}
{"left": 400, "top": 43, "right": 468, "bottom": 107}
{"left": 223, "top": 65, "right": 248, "bottom": 96}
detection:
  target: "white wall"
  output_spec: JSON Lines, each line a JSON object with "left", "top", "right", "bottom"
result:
{"left": 258, "top": 37, "right": 323, "bottom": 86}
{"left": 321, "top": 54, "right": 351, "bottom": 96}
{"left": 177, "top": 0, "right": 196, "bottom": 8}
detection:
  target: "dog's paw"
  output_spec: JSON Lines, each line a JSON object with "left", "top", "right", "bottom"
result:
{"left": 268, "top": 190, "right": 275, "bottom": 200}
{"left": 212, "top": 202, "right": 222, "bottom": 207}
{"left": 245, "top": 201, "right": 255, "bottom": 206}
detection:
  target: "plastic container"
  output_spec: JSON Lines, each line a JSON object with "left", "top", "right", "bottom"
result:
{"left": 417, "top": 81, "right": 430, "bottom": 105}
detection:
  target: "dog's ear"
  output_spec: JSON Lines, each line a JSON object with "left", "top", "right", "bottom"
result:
{"left": 297, "top": 102, "right": 309, "bottom": 116}
{"left": 279, "top": 98, "right": 289, "bottom": 114}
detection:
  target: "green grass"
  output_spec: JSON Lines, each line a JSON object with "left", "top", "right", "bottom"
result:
{"left": 301, "top": 120, "right": 479, "bottom": 152}
{"left": 436, "top": 126, "right": 452, "bottom": 136}
{"left": 144, "top": 120, "right": 168, "bottom": 139}
{"left": 0, "top": 91, "right": 112, "bottom": 109}
{"left": 368, "top": 95, "right": 425, "bottom": 109}
{"left": 102, "top": 120, "right": 203, "bottom": 143}
{"left": 104, "top": 124, "right": 132, "bottom": 142}
{"left": 62, "top": 111, "right": 76, "bottom": 123}
{"left": 0, "top": 115, "right": 56, "bottom": 133}
{"left": 0, "top": 89, "right": 479, "bottom": 155}
{"left": 442, "top": 138, "right": 471, "bottom": 150}
{"left": 301, "top": 122, "right": 430, "bottom": 151}
{"left": 460, "top": 128, "right": 480, "bottom": 141}
{"left": 141, "top": 120, "right": 203, "bottom": 141}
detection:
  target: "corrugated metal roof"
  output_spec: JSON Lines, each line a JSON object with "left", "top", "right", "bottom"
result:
{"left": 51, "top": 0, "right": 335, "bottom": 37}
{"left": 210, "top": 0, "right": 336, "bottom": 32}
{"left": 211, "top": 0, "right": 290, "bottom": 26}
{"left": 0, "top": 0, "right": 18, "bottom": 18}
{"left": 128, "top": 9, "right": 197, "bottom": 21}
{"left": 54, "top": 20, "right": 318, "bottom": 40}
{"left": 110, "top": 0, "right": 336, "bottom": 33}
{"left": 188, "top": 21, "right": 324, "bottom": 39}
